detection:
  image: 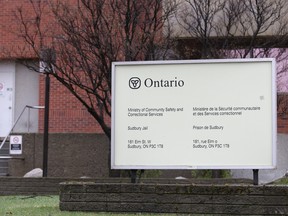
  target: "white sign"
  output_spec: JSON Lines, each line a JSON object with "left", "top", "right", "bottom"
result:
{"left": 10, "top": 135, "right": 22, "bottom": 155}
{"left": 111, "top": 59, "right": 277, "bottom": 169}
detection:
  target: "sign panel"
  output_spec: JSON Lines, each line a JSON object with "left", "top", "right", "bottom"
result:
{"left": 111, "top": 59, "right": 276, "bottom": 169}
{"left": 10, "top": 135, "right": 22, "bottom": 155}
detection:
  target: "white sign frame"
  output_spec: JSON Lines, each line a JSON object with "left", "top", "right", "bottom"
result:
{"left": 111, "top": 59, "right": 277, "bottom": 170}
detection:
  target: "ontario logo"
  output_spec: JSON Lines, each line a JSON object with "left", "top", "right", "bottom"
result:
{"left": 129, "top": 76, "right": 184, "bottom": 89}
{"left": 129, "top": 77, "right": 141, "bottom": 89}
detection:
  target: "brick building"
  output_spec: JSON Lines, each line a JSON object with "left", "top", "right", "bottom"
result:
{"left": 0, "top": 1, "right": 101, "bottom": 136}
{"left": 0, "top": 0, "right": 287, "bottom": 178}
{"left": 0, "top": 0, "right": 107, "bottom": 177}
{"left": 1, "top": 1, "right": 287, "bottom": 135}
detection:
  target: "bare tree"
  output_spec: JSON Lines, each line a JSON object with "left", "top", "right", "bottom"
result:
{"left": 11, "top": 0, "right": 288, "bottom": 178}
{"left": 176, "top": 0, "right": 288, "bottom": 59}
{"left": 14, "top": 0, "right": 178, "bottom": 139}
{"left": 175, "top": 0, "right": 288, "bottom": 178}
{"left": 176, "top": 0, "right": 288, "bottom": 110}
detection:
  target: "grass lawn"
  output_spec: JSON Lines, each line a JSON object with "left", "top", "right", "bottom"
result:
{"left": 0, "top": 195, "right": 184, "bottom": 216}
{"left": 271, "top": 177, "right": 288, "bottom": 185}
{"left": 0, "top": 195, "right": 99, "bottom": 216}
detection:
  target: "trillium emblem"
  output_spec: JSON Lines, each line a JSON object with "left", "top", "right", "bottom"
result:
{"left": 129, "top": 77, "right": 141, "bottom": 89}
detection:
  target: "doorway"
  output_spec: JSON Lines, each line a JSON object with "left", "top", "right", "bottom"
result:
{"left": 0, "top": 62, "right": 14, "bottom": 137}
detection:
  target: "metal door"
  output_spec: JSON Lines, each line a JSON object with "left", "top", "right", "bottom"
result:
{"left": 0, "top": 64, "right": 14, "bottom": 137}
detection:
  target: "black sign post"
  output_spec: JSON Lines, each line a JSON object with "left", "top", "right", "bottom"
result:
{"left": 43, "top": 73, "right": 50, "bottom": 177}
{"left": 253, "top": 169, "right": 259, "bottom": 185}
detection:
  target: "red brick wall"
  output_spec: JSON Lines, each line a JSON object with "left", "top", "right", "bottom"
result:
{"left": 0, "top": 1, "right": 19, "bottom": 59}
{"left": 0, "top": 1, "right": 104, "bottom": 134}
{"left": 1, "top": 1, "right": 288, "bottom": 135}
{"left": 277, "top": 93, "right": 288, "bottom": 134}
{"left": 0, "top": 1, "right": 36, "bottom": 59}
{"left": 277, "top": 117, "right": 288, "bottom": 133}
{"left": 38, "top": 75, "right": 103, "bottom": 133}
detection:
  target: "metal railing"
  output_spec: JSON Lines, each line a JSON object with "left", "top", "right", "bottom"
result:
{"left": 0, "top": 105, "right": 44, "bottom": 150}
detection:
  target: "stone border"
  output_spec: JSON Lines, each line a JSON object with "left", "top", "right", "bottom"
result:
{"left": 60, "top": 182, "right": 288, "bottom": 215}
{"left": 0, "top": 177, "right": 252, "bottom": 195}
